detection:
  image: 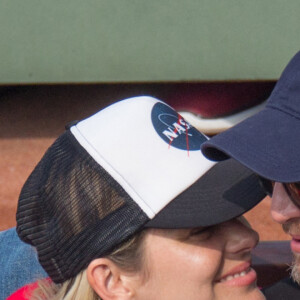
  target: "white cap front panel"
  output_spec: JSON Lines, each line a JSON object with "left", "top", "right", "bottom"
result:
{"left": 71, "top": 96, "right": 216, "bottom": 218}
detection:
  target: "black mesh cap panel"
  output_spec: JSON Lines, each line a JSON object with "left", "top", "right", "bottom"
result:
{"left": 16, "top": 131, "right": 148, "bottom": 283}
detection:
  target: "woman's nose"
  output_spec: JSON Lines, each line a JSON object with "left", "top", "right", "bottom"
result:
{"left": 221, "top": 218, "right": 259, "bottom": 255}
{"left": 271, "top": 182, "right": 300, "bottom": 224}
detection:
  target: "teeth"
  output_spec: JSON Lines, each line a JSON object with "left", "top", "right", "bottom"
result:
{"left": 226, "top": 275, "right": 234, "bottom": 281}
{"left": 220, "top": 268, "right": 250, "bottom": 282}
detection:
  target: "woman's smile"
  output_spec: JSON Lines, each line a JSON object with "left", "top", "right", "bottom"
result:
{"left": 132, "top": 217, "right": 265, "bottom": 300}
{"left": 217, "top": 263, "right": 257, "bottom": 287}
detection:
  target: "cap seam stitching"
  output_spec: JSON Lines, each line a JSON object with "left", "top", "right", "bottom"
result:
{"left": 267, "top": 103, "right": 300, "bottom": 121}
{"left": 71, "top": 127, "right": 155, "bottom": 217}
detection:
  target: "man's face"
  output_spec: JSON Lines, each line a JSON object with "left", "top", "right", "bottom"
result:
{"left": 271, "top": 182, "right": 300, "bottom": 282}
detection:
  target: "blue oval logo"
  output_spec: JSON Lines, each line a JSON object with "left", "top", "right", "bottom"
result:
{"left": 151, "top": 102, "right": 207, "bottom": 151}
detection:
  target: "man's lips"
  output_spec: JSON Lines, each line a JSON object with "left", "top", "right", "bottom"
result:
{"left": 290, "top": 234, "right": 300, "bottom": 240}
{"left": 290, "top": 234, "right": 300, "bottom": 253}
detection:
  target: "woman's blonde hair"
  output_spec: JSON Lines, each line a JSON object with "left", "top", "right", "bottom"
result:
{"left": 30, "top": 229, "right": 148, "bottom": 300}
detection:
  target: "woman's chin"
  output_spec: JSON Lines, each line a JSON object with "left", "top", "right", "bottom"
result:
{"left": 218, "top": 285, "right": 266, "bottom": 300}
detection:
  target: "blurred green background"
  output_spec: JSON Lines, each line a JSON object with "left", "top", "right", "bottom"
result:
{"left": 1, "top": 0, "right": 300, "bottom": 84}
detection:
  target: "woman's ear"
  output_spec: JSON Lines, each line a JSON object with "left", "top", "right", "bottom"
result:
{"left": 87, "top": 258, "right": 137, "bottom": 300}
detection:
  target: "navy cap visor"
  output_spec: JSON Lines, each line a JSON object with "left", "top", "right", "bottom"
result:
{"left": 202, "top": 105, "right": 300, "bottom": 183}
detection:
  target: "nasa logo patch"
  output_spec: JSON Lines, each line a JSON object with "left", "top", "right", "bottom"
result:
{"left": 151, "top": 102, "right": 207, "bottom": 151}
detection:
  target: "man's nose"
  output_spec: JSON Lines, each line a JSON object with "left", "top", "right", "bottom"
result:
{"left": 271, "top": 182, "right": 300, "bottom": 224}
{"left": 222, "top": 219, "right": 259, "bottom": 255}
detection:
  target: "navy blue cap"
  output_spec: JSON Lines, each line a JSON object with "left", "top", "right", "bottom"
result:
{"left": 201, "top": 51, "right": 300, "bottom": 183}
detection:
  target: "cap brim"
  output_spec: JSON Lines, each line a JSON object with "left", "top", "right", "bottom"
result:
{"left": 201, "top": 106, "right": 300, "bottom": 182}
{"left": 145, "top": 158, "right": 265, "bottom": 228}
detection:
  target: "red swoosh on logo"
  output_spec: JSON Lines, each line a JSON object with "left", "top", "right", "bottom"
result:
{"left": 168, "top": 115, "right": 190, "bottom": 157}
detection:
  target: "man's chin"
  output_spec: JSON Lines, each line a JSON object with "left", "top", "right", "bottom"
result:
{"left": 290, "top": 253, "right": 300, "bottom": 284}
